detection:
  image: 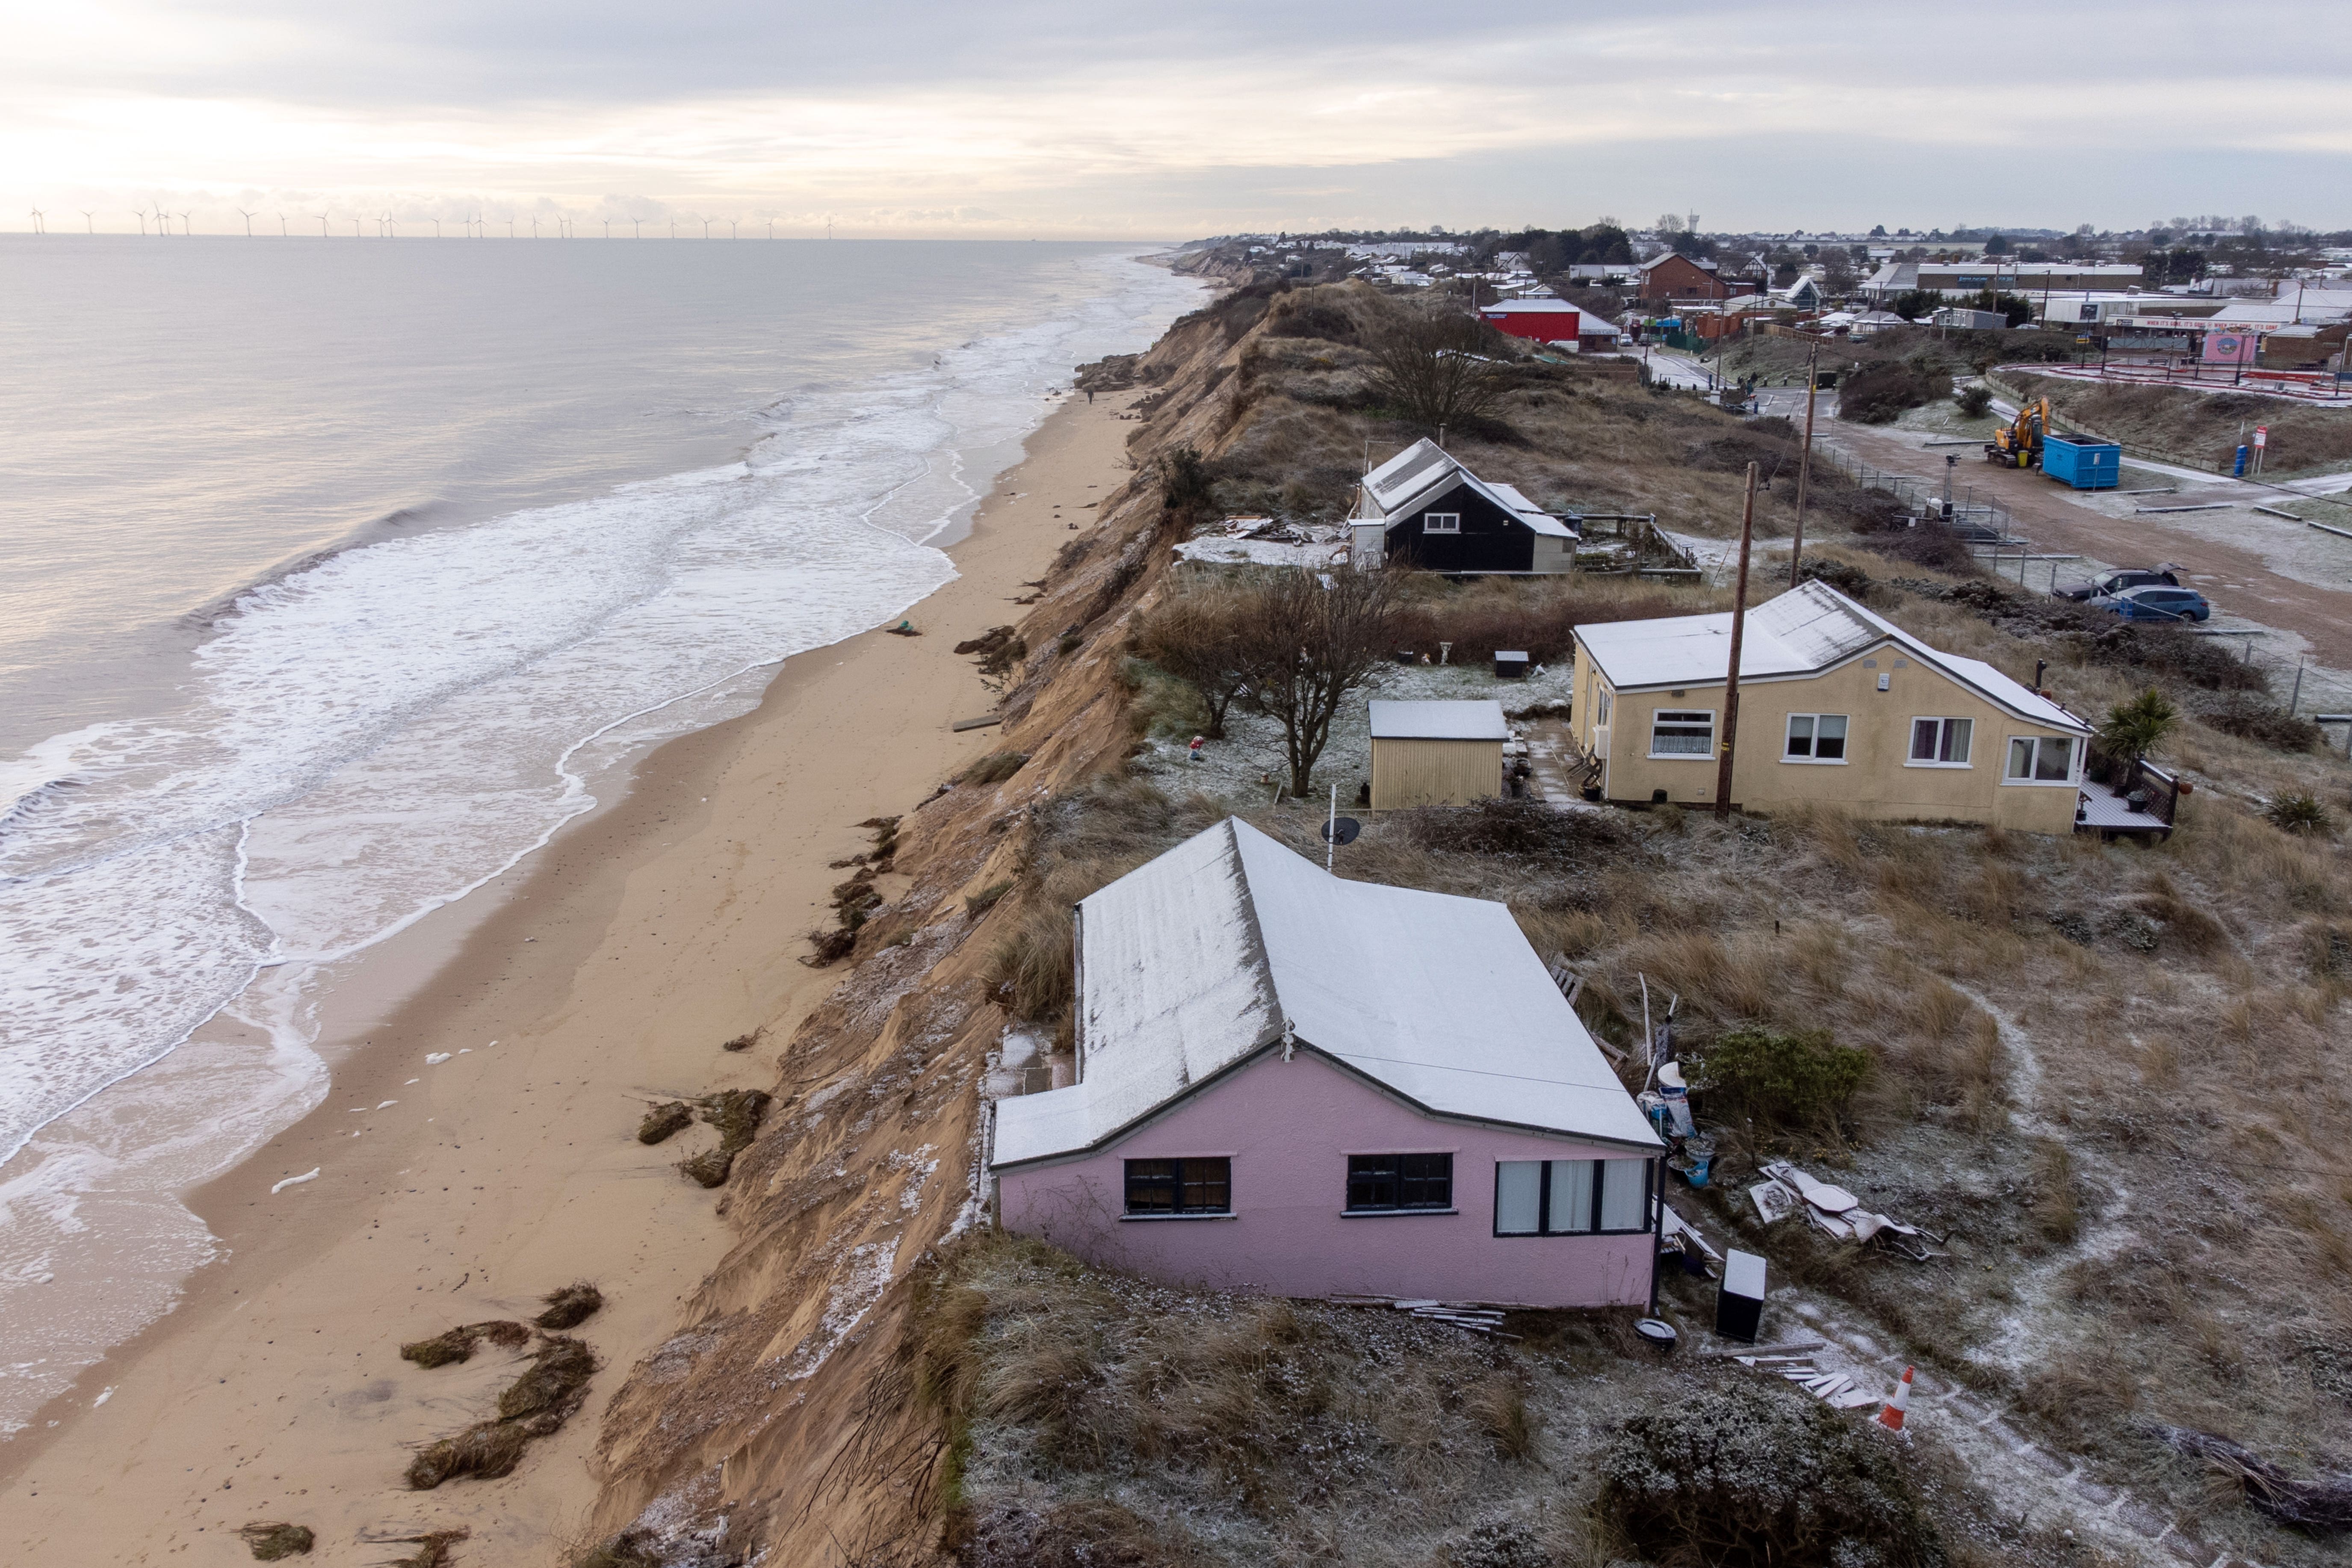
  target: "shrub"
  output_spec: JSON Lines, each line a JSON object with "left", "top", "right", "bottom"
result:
{"left": 2098, "top": 687, "right": 2179, "bottom": 770}
{"left": 2268, "top": 791, "right": 2334, "bottom": 836}
{"left": 1400, "top": 797, "right": 1631, "bottom": 861}
{"left": 1956, "top": 385, "right": 1992, "bottom": 418}
{"left": 1599, "top": 1381, "right": 1946, "bottom": 1568}
{"left": 1685, "top": 1025, "right": 1870, "bottom": 1133}
{"left": 1839, "top": 361, "right": 1950, "bottom": 425}
{"left": 2207, "top": 694, "right": 2322, "bottom": 752}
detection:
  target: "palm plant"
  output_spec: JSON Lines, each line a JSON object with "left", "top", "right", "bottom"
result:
{"left": 2097, "top": 688, "right": 2179, "bottom": 771}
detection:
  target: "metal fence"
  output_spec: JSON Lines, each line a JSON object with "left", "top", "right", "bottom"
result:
{"left": 1811, "top": 438, "right": 2021, "bottom": 542}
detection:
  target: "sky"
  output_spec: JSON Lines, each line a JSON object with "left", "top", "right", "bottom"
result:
{"left": 6, "top": 0, "right": 2349, "bottom": 239}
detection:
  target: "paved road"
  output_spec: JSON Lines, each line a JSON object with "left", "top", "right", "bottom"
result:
{"left": 1827, "top": 416, "right": 2352, "bottom": 676}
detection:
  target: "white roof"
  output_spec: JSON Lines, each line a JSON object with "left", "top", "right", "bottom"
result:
{"left": 1574, "top": 581, "right": 2088, "bottom": 734}
{"left": 992, "top": 819, "right": 1658, "bottom": 1168}
{"left": 1370, "top": 699, "right": 1510, "bottom": 741}
{"left": 1354, "top": 439, "right": 1574, "bottom": 537}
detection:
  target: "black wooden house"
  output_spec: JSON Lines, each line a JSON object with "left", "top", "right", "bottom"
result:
{"left": 1348, "top": 440, "right": 1578, "bottom": 575}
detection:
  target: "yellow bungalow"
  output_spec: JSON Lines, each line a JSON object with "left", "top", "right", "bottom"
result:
{"left": 1570, "top": 582, "right": 2093, "bottom": 832}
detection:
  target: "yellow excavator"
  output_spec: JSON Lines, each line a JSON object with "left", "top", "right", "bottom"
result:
{"left": 1985, "top": 397, "right": 2052, "bottom": 470}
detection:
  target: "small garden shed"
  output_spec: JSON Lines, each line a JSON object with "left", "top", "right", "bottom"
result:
{"left": 1369, "top": 699, "right": 1509, "bottom": 809}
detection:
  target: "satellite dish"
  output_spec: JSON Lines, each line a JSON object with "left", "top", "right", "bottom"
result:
{"left": 1320, "top": 816, "right": 1361, "bottom": 845}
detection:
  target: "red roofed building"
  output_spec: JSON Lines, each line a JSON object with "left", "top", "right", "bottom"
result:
{"left": 1478, "top": 300, "right": 1624, "bottom": 353}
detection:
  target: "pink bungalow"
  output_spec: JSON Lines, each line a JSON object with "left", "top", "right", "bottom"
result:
{"left": 991, "top": 819, "right": 1664, "bottom": 1308}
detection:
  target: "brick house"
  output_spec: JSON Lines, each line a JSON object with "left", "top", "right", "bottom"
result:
{"left": 1637, "top": 252, "right": 1731, "bottom": 305}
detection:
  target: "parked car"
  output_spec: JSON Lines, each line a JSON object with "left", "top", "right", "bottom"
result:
{"left": 2053, "top": 565, "right": 2182, "bottom": 602}
{"left": 2092, "top": 584, "right": 2211, "bottom": 623}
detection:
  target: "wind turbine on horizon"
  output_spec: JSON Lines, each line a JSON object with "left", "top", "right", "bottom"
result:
{"left": 632, "top": 217, "right": 643, "bottom": 238}
{"left": 728, "top": 218, "right": 737, "bottom": 239}
{"left": 28, "top": 207, "right": 44, "bottom": 233}
{"left": 177, "top": 211, "right": 191, "bottom": 235}
{"left": 383, "top": 213, "right": 396, "bottom": 238}
{"left": 278, "top": 212, "right": 289, "bottom": 236}
{"left": 431, "top": 217, "right": 441, "bottom": 238}
{"left": 349, "top": 217, "right": 361, "bottom": 238}
{"left": 765, "top": 219, "right": 774, "bottom": 239}
{"left": 81, "top": 210, "right": 95, "bottom": 233}
{"left": 315, "top": 211, "right": 330, "bottom": 236}
{"left": 237, "top": 208, "right": 257, "bottom": 236}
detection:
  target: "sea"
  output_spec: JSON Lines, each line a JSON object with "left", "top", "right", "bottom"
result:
{"left": 0, "top": 234, "right": 1204, "bottom": 1435}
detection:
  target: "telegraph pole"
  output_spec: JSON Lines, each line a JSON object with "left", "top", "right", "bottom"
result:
{"left": 1788, "top": 339, "right": 1819, "bottom": 588}
{"left": 1714, "top": 462, "right": 1758, "bottom": 821}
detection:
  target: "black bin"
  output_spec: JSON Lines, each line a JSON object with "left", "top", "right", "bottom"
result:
{"left": 1495, "top": 650, "right": 1530, "bottom": 679}
{"left": 1715, "top": 1249, "right": 1766, "bottom": 1342}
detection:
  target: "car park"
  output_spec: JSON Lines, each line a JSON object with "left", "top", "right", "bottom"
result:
{"left": 2052, "top": 565, "right": 2182, "bottom": 602}
{"left": 2092, "top": 584, "right": 2211, "bottom": 623}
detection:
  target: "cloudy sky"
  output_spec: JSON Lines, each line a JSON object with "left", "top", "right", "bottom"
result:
{"left": 7, "top": 0, "right": 2348, "bottom": 237}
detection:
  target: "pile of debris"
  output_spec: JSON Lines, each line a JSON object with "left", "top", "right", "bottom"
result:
{"left": 1722, "top": 1341, "right": 1882, "bottom": 1411}
{"left": 1749, "top": 1161, "right": 1944, "bottom": 1262}
{"left": 1328, "top": 1296, "right": 1518, "bottom": 1338}
{"left": 1173, "top": 517, "right": 1350, "bottom": 570}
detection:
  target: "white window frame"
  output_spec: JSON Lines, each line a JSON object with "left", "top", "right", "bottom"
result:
{"left": 1782, "top": 712, "right": 1850, "bottom": 764}
{"left": 2003, "top": 734, "right": 2081, "bottom": 785}
{"left": 1648, "top": 708, "right": 1716, "bottom": 760}
{"left": 1422, "top": 511, "right": 1461, "bottom": 534}
{"left": 1906, "top": 716, "right": 1974, "bottom": 768}
{"left": 1592, "top": 685, "right": 1613, "bottom": 742}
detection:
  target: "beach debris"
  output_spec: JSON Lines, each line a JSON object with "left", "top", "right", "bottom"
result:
{"left": 237, "top": 1521, "right": 315, "bottom": 1559}
{"left": 721, "top": 1025, "right": 765, "bottom": 1053}
{"left": 425, "top": 1052, "right": 451, "bottom": 1065}
{"left": 369, "top": 1527, "right": 470, "bottom": 1567}
{"left": 636, "top": 1101, "right": 694, "bottom": 1145}
{"left": 406, "top": 1336, "right": 597, "bottom": 1489}
{"left": 885, "top": 619, "right": 921, "bottom": 636}
{"left": 2157, "top": 1425, "right": 2352, "bottom": 1531}
{"left": 533, "top": 1282, "right": 603, "bottom": 1331}
{"left": 678, "top": 1088, "right": 772, "bottom": 1187}
{"left": 956, "top": 625, "right": 1028, "bottom": 692}
{"left": 399, "top": 1320, "right": 531, "bottom": 1369}
{"left": 376, "top": 1100, "right": 396, "bottom": 1109}
{"left": 1721, "top": 1344, "right": 1882, "bottom": 1411}
{"left": 1754, "top": 1161, "right": 1944, "bottom": 1262}
{"left": 270, "top": 1168, "right": 320, "bottom": 1195}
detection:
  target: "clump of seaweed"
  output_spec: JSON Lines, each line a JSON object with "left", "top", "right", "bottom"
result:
{"left": 571, "top": 1531, "right": 663, "bottom": 1568}
{"left": 406, "top": 1421, "right": 532, "bottom": 1488}
{"left": 635, "top": 1101, "right": 694, "bottom": 1145}
{"left": 238, "top": 1521, "right": 315, "bottom": 1560}
{"left": 399, "top": 1320, "right": 531, "bottom": 1369}
{"left": 804, "top": 817, "right": 903, "bottom": 964}
{"left": 534, "top": 1282, "right": 604, "bottom": 1331}
{"left": 720, "top": 1024, "right": 765, "bottom": 1053}
{"left": 677, "top": 1088, "right": 772, "bottom": 1187}
{"left": 381, "top": 1528, "right": 470, "bottom": 1567}
{"left": 406, "top": 1336, "right": 599, "bottom": 1490}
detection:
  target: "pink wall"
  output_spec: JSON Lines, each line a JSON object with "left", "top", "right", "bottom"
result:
{"left": 997, "top": 1050, "right": 1656, "bottom": 1308}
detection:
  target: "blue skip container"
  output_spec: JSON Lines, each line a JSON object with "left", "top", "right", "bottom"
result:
{"left": 2043, "top": 434, "right": 2121, "bottom": 490}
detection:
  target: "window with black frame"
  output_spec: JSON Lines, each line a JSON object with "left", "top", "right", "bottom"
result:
{"left": 1493, "top": 1157, "right": 1650, "bottom": 1235}
{"left": 1345, "top": 1153, "right": 1454, "bottom": 1212}
{"left": 1123, "top": 1157, "right": 1232, "bottom": 1215}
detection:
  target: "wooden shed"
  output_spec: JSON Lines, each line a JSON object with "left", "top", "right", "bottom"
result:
{"left": 1369, "top": 700, "right": 1510, "bottom": 809}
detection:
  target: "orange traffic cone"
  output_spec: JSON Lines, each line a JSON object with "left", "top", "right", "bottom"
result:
{"left": 1876, "top": 1365, "right": 1914, "bottom": 1432}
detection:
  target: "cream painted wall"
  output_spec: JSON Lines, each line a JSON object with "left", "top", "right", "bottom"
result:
{"left": 1371, "top": 736, "right": 1506, "bottom": 808}
{"left": 1571, "top": 641, "right": 2084, "bottom": 832}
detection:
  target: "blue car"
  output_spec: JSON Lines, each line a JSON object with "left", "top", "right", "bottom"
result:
{"left": 2092, "top": 584, "right": 2211, "bottom": 623}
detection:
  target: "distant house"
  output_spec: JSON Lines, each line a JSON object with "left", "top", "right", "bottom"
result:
{"left": 991, "top": 818, "right": 1664, "bottom": 1308}
{"left": 1570, "top": 582, "right": 2094, "bottom": 831}
{"left": 1860, "top": 260, "right": 2146, "bottom": 304}
{"left": 1349, "top": 440, "right": 1578, "bottom": 575}
{"left": 1478, "top": 299, "right": 1624, "bottom": 352}
{"left": 1370, "top": 700, "right": 1508, "bottom": 809}
{"left": 1637, "top": 252, "right": 1731, "bottom": 304}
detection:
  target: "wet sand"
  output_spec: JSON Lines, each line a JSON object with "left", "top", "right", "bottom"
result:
{"left": 0, "top": 388, "right": 1143, "bottom": 1563}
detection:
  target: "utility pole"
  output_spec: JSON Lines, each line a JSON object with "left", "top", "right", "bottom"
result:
{"left": 1714, "top": 462, "right": 1758, "bottom": 821}
{"left": 1788, "top": 340, "right": 1819, "bottom": 587}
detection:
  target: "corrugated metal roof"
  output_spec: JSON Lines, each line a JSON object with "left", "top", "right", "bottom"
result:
{"left": 993, "top": 820, "right": 1657, "bottom": 1168}
{"left": 1575, "top": 581, "right": 2090, "bottom": 734}
{"left": 1370, "top": 699, "right": 1511, "bottom": 740}
{"left": 1365, "top": 438, "right": 1455, "bottom": 505}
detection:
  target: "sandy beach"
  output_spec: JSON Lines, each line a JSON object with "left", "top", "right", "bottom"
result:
{"left": 0, "top": 386, "right": 1146, "bottom": 1563}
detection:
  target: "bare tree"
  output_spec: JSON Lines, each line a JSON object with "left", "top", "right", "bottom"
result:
{"left": 1363, "top": 305, "right": 1516, "bottom": 437}
{"left": 1233, "top": 569, "right": 1401, "bottom": 797}
{"left": 1132, "top": 581, "right": 1259, "bottom": 738}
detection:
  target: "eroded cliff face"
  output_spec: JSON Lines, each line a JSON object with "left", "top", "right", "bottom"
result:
{"left": 582, "top": 291, "right": 1265, "bottom": 1565}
